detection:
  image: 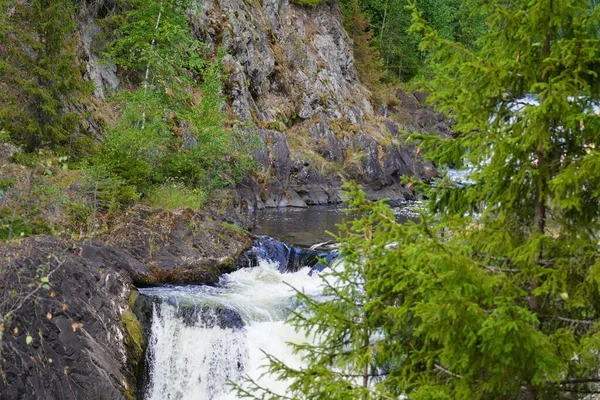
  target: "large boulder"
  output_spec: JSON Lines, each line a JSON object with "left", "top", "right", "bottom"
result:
{"left": 0, "top": 206, "right": 254, "bottom": 400}
{"left": 0, "top": 236, "right": 136, "bottom": 400}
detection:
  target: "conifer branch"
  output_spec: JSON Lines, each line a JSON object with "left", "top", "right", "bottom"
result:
{"left": 551, "top": 316, "right": 596, "bottom": 326}
{"left": 434, "top": 364, "right": 463, "bottom": 379}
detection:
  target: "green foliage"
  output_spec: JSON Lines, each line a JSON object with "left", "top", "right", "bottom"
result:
{"left": 346, "top": 0, "right": 485, "bottom": 81}
{"left": 92, "top": 0, "right": 253, "bottom": 209}
{"left": 242, "top": 1, "right": 600, "bottom": 399}
{"left": 291, "top": 0, "right": 327, "bottom": 5}
{"left": 340, "top": 0, "right": 387, "bottom": 101}
{"left": 0, "top": 0, "right": 93, "bottom": 153}
{"left": 0, "top": 212, "right": 34, "bottom": 241}
{"left": 82, "top": 164, "right": 141, "bottom": 212}
{"left": 220, "top": 222, "right": 248, "bottom": 235}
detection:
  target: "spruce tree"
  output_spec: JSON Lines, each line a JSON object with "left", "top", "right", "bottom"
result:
{"left": 342, "top": 0, "right": 386, "bottom": 91}
{"left": 240, "top": 1, "right": 600, "bottom": 399}
{"left": 235, "top": 209, "right": 392, "bottom": 399}
{"left": 0, "top": 0, "right": 93, "bottom": 153}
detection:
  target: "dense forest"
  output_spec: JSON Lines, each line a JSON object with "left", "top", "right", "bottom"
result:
{"left": 1, "top": 0, "right": 600, "bottom": 399}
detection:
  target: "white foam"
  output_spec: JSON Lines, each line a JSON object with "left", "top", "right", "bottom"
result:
{"left": 143, "top": 259, "right": 323, "bottom": 400}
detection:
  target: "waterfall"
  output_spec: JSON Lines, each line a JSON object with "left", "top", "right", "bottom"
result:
{"left": 141, "top": 256, "right": 325, "bottom": 400}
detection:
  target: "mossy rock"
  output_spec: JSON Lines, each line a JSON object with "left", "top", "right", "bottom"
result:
{"left": 122, "top": 292, "right": 145, "bottom": 400}
{"left": 123, "top": 309, "right": 144, "bottom": 357}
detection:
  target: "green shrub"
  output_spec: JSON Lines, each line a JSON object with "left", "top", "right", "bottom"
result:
{"left": 83, "top": 164, "right": 141, "bottom": 212}
{"left": 91, "top": 0, "right": 254, "bottom": 208}
{"left": 0, "top": 212, "right": 33, "bottom": 241}
{"left": 144, "top": 184, "right": 206, "bottom": 210}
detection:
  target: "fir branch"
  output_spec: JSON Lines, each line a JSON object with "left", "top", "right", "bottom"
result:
{"left": 434, "top": 364, "right": 463, "bottom": 379}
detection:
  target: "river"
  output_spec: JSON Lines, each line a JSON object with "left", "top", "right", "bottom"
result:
{"left": 139, "top": 205, "right": 417, "bottom": 399}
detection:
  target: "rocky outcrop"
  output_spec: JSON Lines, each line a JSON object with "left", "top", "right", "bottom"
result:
{"left": 71, "top": 0, "right": 449, "bottom": 209}
{"left": 190, "top": 0, "right": 448, "bottom": 209}
{"left": 0, "top": 206, "right": 253, "bottom": 400}
{"left": 0, "top": 237, "right": 134, "bottom": 400}
{"left": 98, "top": 207, "right": 252, "bottom": 286}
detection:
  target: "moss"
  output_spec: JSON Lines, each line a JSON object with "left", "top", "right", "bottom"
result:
{"left": 122, "top": 309, "right": 144, "bottom": 358}
{"left": 122, "top": 295, "right": 145, "bottom": 400}
{"left": 221, "top": 222, "right": 248, "bottom": 236}
{"left": 128, "top": 289, "right": 139, "bottom": 308}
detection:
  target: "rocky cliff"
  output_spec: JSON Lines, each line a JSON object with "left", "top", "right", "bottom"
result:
{"left": 189, "top": 0, "right": 448, "bottom": 208}
{"left": 80, "top": 0, "right": 449, "bottom": 209}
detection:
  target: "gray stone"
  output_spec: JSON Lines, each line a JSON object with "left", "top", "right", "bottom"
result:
{"left": 81, "top": 21, "right": 119, "bottom": 99}
{"left": 396, "top": 89, "right": 419, "bottom": 109}
{"left": 187, "top": 0, "right": 450, "bottom": 208}
{"left": 285, "top": 189, "right": 308, "bottom": 208}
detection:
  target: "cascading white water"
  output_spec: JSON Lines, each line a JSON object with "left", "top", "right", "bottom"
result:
{"left": 141, "top": 259, "right": 324, "bottom": 400}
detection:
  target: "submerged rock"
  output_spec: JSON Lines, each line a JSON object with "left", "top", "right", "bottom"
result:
{"left": 237, "top": 235, "right": 337, "bottom": 274}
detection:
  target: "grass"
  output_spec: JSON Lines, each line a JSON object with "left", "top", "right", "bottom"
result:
{"left": 221, "top": 222, "right": 248, "bottom": 235}
{"left": 144, "top": 183, "right": 206, "bottom": 210}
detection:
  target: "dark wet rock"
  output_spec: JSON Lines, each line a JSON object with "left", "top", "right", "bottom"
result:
{"left": 100, "top": 207, "right": 253, "bottom": 286}
{"left": 173, "top": 303, "right": 244, "bottom": 330}
{"left": 0, "top": 236, "right": 134, "bottom": 400}
{"left": 0, "top": 206, "right": 254, "bottom": 400}
{"left": 239, "top": 236, "right": 334, "bottom": 273}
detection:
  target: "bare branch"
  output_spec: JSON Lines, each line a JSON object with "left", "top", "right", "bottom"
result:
{"left": 3, "top": 255, "right": 64, "bottom": 319}
{"left": 434, "top": 364, "right": 463, "bottom": 379}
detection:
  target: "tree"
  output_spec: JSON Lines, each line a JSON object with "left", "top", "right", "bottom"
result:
{"left": 235, "top": 194, "right": 394, "bottom": 399}
{"left": 0, "top": 0, "right": 93, "bottom": 153}
{"left": 341, "top": 0, "right": 386, "bottom": 93}
{"left": 348, "top": 0, "right": 484, "bottom": 81}
{"left": 90, "top": 0, "right": 253, "bottom": 205}
{"left": 240, "top": 0, "right": 600, "bottom": 399}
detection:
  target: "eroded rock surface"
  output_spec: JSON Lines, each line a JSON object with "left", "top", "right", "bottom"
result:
{"left": 190, "top": 0, "right": 448, "bottom": 208}
{"left": 0, "top": 237, "right": 134, "bottom": 400}
{"left": 0, "top": 207, "right": 253, "bottom": 400}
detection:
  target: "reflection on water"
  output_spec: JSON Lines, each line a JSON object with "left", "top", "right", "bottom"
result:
{"left": 251, "top": 204, "right": 418, "bottom": 247}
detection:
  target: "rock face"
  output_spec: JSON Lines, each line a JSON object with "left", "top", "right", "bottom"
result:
{"left": 98, "top": 207, "right": 253, "bottom": 286}
{"left": 0, "top": 207, "right": 253, "bottom": 400}
{"left": 0, "top": 237, "right": 134, "bottom": 400}
{"left": 190, "top": 0, "right": 448, "bottom": 209}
